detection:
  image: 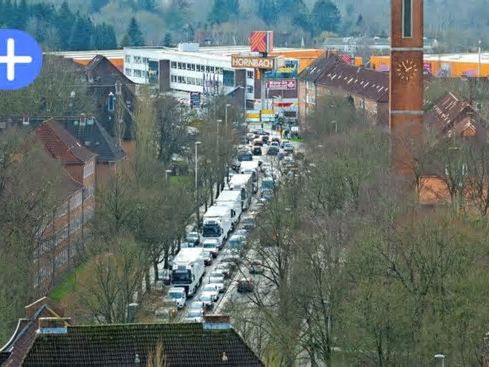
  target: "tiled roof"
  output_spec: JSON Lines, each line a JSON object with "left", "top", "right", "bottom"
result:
{"left": 319, "top": 62, "right": 389, "bottom": 103}
{"left": 297, "top": 56, "right": 340, "bottom": 83}
{"left": 425, "top": 92, "right": 487, "bottom": 139}
{"left": 23, "top": 323, "right": 263, "bottom": 367}
{"left": 35, "top": 119, "right": 96, "bottom": 165}
{"left": 85, "top": 55, "right": 135, "bottom": 87}
{"left": 0, "top": 298, "right": 65, "bottom": 367}
{"left": 62, "top": 117, "right": 126, "bottom": 164}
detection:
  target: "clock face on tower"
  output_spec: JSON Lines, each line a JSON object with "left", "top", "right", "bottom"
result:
{"left": 395, "top": 59, "right": 419, "bottom": 81}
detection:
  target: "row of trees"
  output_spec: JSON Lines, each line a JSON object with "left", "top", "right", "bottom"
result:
{"left": 225, "top": 96, "right": 489, "bottom": 366}
{"left": 0, "top": 0, "right": 117, "bottom": 50}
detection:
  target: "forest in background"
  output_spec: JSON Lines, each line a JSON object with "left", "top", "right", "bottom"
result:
{"left": 3, "top": 0, "right": 489, "bottom": 51}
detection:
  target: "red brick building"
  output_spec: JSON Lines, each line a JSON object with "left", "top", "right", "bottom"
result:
{"left": 298, "top": 56, "right": 389, "bottom": 128}
{"left": 33, "top": 120, "right": 96, "bottom": 293}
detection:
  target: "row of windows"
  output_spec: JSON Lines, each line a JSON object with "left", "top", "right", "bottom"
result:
{"left": 170, "top": 61, "right": 225, "bottom": 74}
{"left": 125, "top": 55, "right": 149, "bottom": 64}
{"left": 171, "top": 75, "right": 204, "bottom": 86}
{"left": 247, "top": 71, "right": 254, "bottom": 79}
{"left": 125, "top": 68, "right": 145, "bottom": 78}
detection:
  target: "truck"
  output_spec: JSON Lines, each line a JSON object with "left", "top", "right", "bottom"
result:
{"left": 226, "top": 173, "right": 253, "bottom": 210}
{"left": 240, "top": 160, "right": 260, "bottom": 182}
{"left": 171, "top": 248, "right": 205, "bottom": 296}
{"left": 202, "top": 205, "right": 233, "bottom": 246}
{"left": 215, "top": 190, "right": 242, "bottom": 230}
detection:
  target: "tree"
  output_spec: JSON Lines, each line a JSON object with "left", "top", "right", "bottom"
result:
{"left": 0, "top": 129, "right": 65, "bottom": 343}
{"left": 121, "top": 17, "right": 144, "bottom": 47}
{"left": 68, "top": 15, "right": 93, "bottom": 50}
{"left": 257, "top": 0, "right": 278, "bottom": 25}
{"left": 207, "top": 0, "right": 239, "bottom": 25}
{"left": 162, "top": 32, "right": 172, "bottom": 47}
{"left": 312, "top": 0, "right": 341, "bottom": 33}
{"left": 91, "top": 23, "right": 117, "bottom": 49}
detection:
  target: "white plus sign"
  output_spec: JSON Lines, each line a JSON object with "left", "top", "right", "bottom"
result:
{"left": 0, "top": 38, "right": 32, "bottom": 81}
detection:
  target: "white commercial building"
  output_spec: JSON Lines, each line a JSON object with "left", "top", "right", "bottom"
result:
{"left": 123, "top": 44, "right": 256, "bottom": 108}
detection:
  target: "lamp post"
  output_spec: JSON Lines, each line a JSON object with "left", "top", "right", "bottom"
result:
{"left": 225, "top": 103, "right": 231, "bottom": 128}
{"left": 434, "top": 354, "right": 445, "bottom": 367}
{"left": 194, "top": 141, "right": 201, "bottom": 192}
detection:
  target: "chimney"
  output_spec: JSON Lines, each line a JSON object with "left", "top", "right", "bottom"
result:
{"left": 37, "top": 317, "right": 70, "bottom": 334}
{"left": 203, "top": 314, "right": 231, "bottom": 330}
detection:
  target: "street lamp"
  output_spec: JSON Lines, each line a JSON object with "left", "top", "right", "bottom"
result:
{"left": 194, "top": 141, "right": 201, "bottom": 191}
{"left": 225, "top": 104, "right": 231, "bottom": 128}
{"left": 434, "top": 354, "right": 445, "bottom": 367}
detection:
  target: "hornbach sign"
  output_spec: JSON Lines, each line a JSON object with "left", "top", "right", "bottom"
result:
{"left": 231, "top": 55, "right": 274, "bottom": 69}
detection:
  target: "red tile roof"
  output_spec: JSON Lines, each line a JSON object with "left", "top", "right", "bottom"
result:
{"left": 35, "top": 119, "right": 96, "bottom": 165}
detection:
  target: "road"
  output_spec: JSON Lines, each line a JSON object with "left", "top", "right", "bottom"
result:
{"left": 152, "top": 121, "right": 298, "bottom": 321}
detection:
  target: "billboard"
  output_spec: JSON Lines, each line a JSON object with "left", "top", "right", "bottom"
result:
{"left": 250, "top": 31, "right": 274, "bottom": 53}
{"left": 264, "top": 59, "right": 298, "bottom": 79}
{"left": 231, "top": 55, "right": 275, "bottom": 69}
{"left": 266, "top": 80, "right": 297, "bottom": 91}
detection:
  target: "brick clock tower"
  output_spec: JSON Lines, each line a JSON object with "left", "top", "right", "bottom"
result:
{"left": 390, "top": 0, "right": 424, "bottom": 175}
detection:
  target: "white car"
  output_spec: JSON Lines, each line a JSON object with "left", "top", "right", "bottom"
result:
{"left": 199, "top": 292, "right": 215, "bottom": 310}
{"left": 184, "top": 308, "right": 204, "bottom": 323}
{"left": 165, "top": 287, "right": 186, "bottom": 309}
{"left": 201, "top": 284, "right": 220, "bottom": 301}
{"left": 208, "top": 282, "right": 225, "bottom": 293}
{"left": 202, "top": 238, "right": 219, "bottom": 257}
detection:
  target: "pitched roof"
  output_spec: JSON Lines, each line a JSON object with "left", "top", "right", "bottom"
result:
{"left": 297, "top": 56, "right": 340, "bottom": 83}
{"left": 425, "top": 92, "right": 487, "bottom": 140}
{"left": 0, "top": 298, "right": 65, "bottom": 367}
{"left": 318, "top": 62, "right": 389, "bottom": 103}
{"left": 85, "top": 55, "right": 135, "bottom": 87}
{"left": 34, "top": 119, "right": 96, "bottom": 165}
{"left": 62, "top": 117, "right": 126, "bottom": 164}
{"left": 22, "top": 323, "right": 264, "bottom": 367}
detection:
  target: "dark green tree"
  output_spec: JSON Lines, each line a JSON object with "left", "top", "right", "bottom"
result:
{"left": 312, "top": 0, "right": 341, "bottom": 33}
{"left": 91, "top": 23, "right": 117, "bottom": 49}
{"left": 257, "top": 0, "right": 278, "bottom": 25}
{"left": 121, "top": 17, "right": 144, "bottom": 47}
{"left": 68, "top": 15, "right": 93, "bottom": 50}
{"left": 162, "top": 32, "right": 172, "bottom": 47}
{"left": 90, "top": 0, "right": 109, "bottom": 12}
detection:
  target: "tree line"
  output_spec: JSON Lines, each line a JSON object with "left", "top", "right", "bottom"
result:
{"left": 224, "top": 96, "right": 489, "bottom": 366}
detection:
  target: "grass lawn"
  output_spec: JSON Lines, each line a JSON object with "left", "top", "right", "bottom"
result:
{"left": 49, "top": 262, "right": 86, "bottom": 302}
{"left": 169, "top": 175, "right": 192, "bottom": 186}
{"left": 289, "top": 137, "right": 304, "bottom": 143}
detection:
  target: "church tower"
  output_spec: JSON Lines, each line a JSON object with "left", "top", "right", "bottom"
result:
{"left": 390, "top": 0, "right": 424, "bottom": 175}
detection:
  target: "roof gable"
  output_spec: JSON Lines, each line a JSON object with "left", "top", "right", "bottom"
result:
{"left": 35, "top": 120, "right": 96, "bottom": 165}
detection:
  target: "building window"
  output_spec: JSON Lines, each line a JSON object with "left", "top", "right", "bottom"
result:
{"left": 134, "top": 56, "right": 142, "bottom": 64}
{"left": 125, "top": 55, "right": 132, "bottom": 63}
{"left": 247, "top": 70, "right": 254, "bottom": 79}
{"left": 125, "top": 68, "right": 132, "bottom": 76}
{"left": 133, "top": 69, "right": 142, "bottom": 77}
{"left": 171, "top": 61, "right": 176, "bottom": 68}
{"left": 206, "top": 66, "right": 210, "bottom": 72}
{"left": 191, "top": 64, "right": 196, "bottom": 71}
{"left": 402, "top": 0, "right": 412, "bottom": 38}
{"left": 178, "top": 62, "right": 182, "bottom": 69}
{"left": 210, "top": 66, "right": 215, "bottom": 73}
{"left": 246, "top": 86, "right": 253, "bottom": 94}
{"left": 171, "top": 75, "right": 177, "bottom": 82}
{"left": 178, "top": 76, "right": 184, "bottom": 83}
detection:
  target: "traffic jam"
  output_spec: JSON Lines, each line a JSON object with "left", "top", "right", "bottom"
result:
{"left": 158, "top": 124, "right": 299, "bottom": 322}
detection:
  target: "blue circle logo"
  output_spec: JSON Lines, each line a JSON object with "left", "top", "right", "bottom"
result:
{"left": 0, "top": 29, "right": 43, "bottom": 90}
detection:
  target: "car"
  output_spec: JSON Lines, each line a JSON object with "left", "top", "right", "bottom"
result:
{"left": 202, "top": 238, "right": 219, "bottom": 258}
{"left": 216, "top": 262, "right": 233, "bottom": 277}
{"left": 267, "top": 146, "right": 280, "bottom": 156}
{"left": 159, "top": 269, "right": 172, "bottom": 285}
{"left": 271, "top": 137, "right": 281, "bottom": 144}
{"left": 184, "top": 308, "right": 204, "bottom": 323}
{"left": 209, "top": 273, "right": 226, "bottom": 285}
{"left": 201, "top": 284, "right": 220, "bottom": 301}
{"left": 241, "top": 215, "right": 255, "bottom": 230}
{"left": 280, "top": 139, "right": 290, "bottom": 149}
{"left": 189, "top": 301, "right": 206, "bottom": 311}
{"left": 261, "top": 135, "right": 270, "bottom": 144}
{"left": 185, "top": 231, "right": 200, "bottom": 246}
{"left": 199, "top": 292, "right": 215, "bottom": 310}
{"left": 260, "top": 189, "right": 273, "bottom": 201}
{"left": 283, "top": 143, "right": 294, "bottom": 154}
{"left": 250, "top": 261, "right": 265, "bottom": 275}
{"left": 252, "top": 139, "right": 263, "bottom": 147}
{"left": 208, "top": 281, "right": 225, "bottom": 293}
{"left": 237, "top": 150, "right": 253, "bottom": 162}
{"left": 237, "top": 278, "right": 255, "bottom": 293}
{"left": 269, "top": 141, "right": 280, "bottom": 148}
{"left": 165, "top": 287, "right": 187, "bottom": 309}
{"left": 252, "top": 146, "right": 262, "bottom": 156}
{"left": 228, "top": 234, "right": 246, "bottom": 251}
{"left": 201, "top": 252, "right": 213, "bottom": 266}
{"left": 235, "top": 229, "right": 248, "bottom": 237}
